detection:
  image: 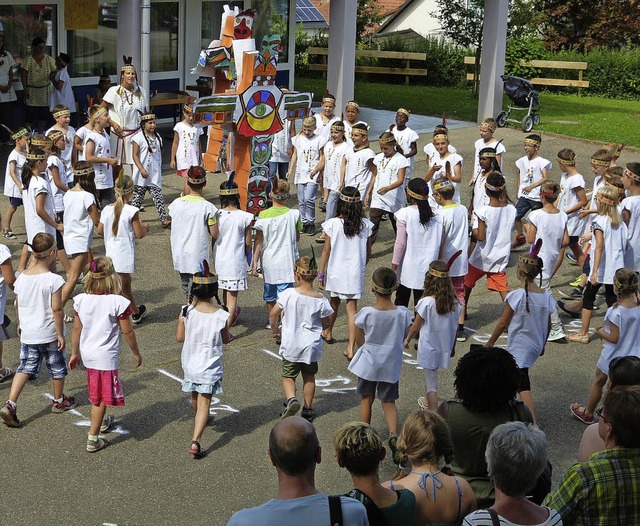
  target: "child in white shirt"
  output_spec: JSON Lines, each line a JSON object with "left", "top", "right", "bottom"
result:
{"left": 404, "top": 259, "right": 461, "bottom": 411}
{"left": 512, "top": 134, "right": 551, "bottom": 248}
{"left": 471, "top": 118, "right": 506, "bottom": 184}
{"left": 389, "top": 108, "right": 419, "bottom": 183}
{"left": 343, "top": 123, "right": 375, "bottom": 196}
{"left": 317, "top": 121, "right": 350, "bottom": 225}
{"left": 170, "top": 103, "right": 203, "bottom": 196}
{"left": 424, "top": 130, "right": 463, "bottom": 207}
{"left": 84, "top": 105, "right": 117, "bottom": 207}
{"left": 365, "top": 132, "right": 409, "bottom": 244}
{"left": 622, "top": 162, "right": 640, "bottom": 271}
{"left": 98, "top": 174, "right": 149, "bottom": 324}
{"left": 485, "top": 245, "right": 556, "bottom": 424}
{"left": 0, "top": 233, "right": 72, "bottom": 429}
{"left": 424, "top": 123, "right": 457, "bottom": 159}
{"left": 349, "top": 267, "right": 412, "bottom": 442}
{"left": 270, "top": 255, "right": 333, "bottom": 422}
{"left": 49, "top": 54, "right": 76, "bottom": 124}
{"left": 268, "top": 120, "right": 293, "bottom": 193}
{"left": 46, "top": 104, "right": 76, "bottom": 184}
{"left": 2, "top": 128, "right": 28, "bottom": 240}
{"left": 288, "top": 116, "right": 324, "bottom": 235}
{"left": 214, "top": 179, "right": 254, "bottom": 333}
{"left": 343, "top": 100, "right": 362, "bottom": 146}
{"left": 251, "top": 179, "right": 302, "bottom": 326}
{"left": 464, "top": 172, "right": 517, "bottom": 321}
{"left": 318, "top": 186, "right": 374, "bottom": 358}
{"left": 313, "top": 93, "right": 339, "bottom": 146}
{"left": 524, "top": 180, "right": 569, "bottom": 342}
{"left": 177, "top": 266, "right": 230, "bottom": 458}
{"left": 70, "top": 255, "right": 141, "bottom": 452}
{"left": 433, "top": 178, "right": 469, "bottom": 342}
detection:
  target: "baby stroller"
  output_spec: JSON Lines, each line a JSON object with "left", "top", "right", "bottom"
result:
{"left": 496, "top": 75, "right": 541, "bottom": 132}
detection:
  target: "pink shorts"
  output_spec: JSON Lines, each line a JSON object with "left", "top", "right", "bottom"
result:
{"left": 177, "top": 169, "right": 189, "bottom": 178}
{"left": 86, "top": 368, "right": 125, "bottom": 407}
{"left": 451, "top": 276, "right": 465, "bottom": 304}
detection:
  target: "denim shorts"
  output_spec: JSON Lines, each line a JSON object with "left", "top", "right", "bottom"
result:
{"left": 515, "top": 196, "right": 543, "bottom": 219}
{"left": 180, "top": 273, "right": 193, "bottom": 295}
{"left": 16, "top": 341, "right": 67, "bottom": 379}
{"left": 9, "top": 197, "right": 23, "bottom": 208}
{"left": 182, "top": 379, "right": 223, "bottom": 395}
{"left": 263, "top": 282, "right": 293, "bottom": 303}
{"left": 356, "top": 378, "right": 399, "bottom": 402}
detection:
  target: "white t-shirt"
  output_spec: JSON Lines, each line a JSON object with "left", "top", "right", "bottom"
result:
{"left": 559, "top": 172, "right": 586, "bottom": 236}
{"left": 622, "top": 195, "right": 640, "bottom": 271}
{"left": 582, "top": 176, "right": 606, "bottom": 235}
{"left": 254, "top": 208, "right": 301, "bottom": 284}
{"left": 214, "top": 209, "right": 254, "bottom": 281}
{"left": 322, "top": 217, "right": 373, "bottom": 296}
{"left": 0, "top": 52, "right": 17, "bottom": 103}
{"left": 63, "top": 189, "right": 96, "bottom": 255}
{"left": 349, "top": 306, "right": 412, "bottom": 384}
{"left": 597, "top": 304, "right": 640, "bottom": 374}
{"left": 313, "top": 113, "right": 340, "bottom": 146}
{"left": 390, "top": 125, "right": 419, "bottom": 179}
{"left": 86, "top": 130, "right": 113, "bottom": 189}
{"left": 100, "top": 203, "right": 139, "bottom": 274}
{"left": 439, "top": 203, "right": 469, "bottom": 277}
{"left": 76, "top": 125, "right": 91, "bottom": 162}
{"left": 371, "top": 152, "right": 409, "bottom": 213}
{"left": 46, "top": 155, "right": 66, "bottom": 212}
{"left": 469, "top": 205, "right": 517, "bottom": 273}
{"left": 46, "top": 125, "right": 76, "bottom": 183}
{"left": 4, "top": 149, "right": 26, "bottom": 198}
{"left": 131, "top": 130, "right": 163, "bottom": 187}
{"left": 277, "top": 288, "right": 333, "bottom": 364}
{"left": 322, "top": 141, "right": 349, "bottom": 191}
{"left": 291, "top": 133, "right": 324, "bottom": 184}
{"left": 505, "top": 288, "right": 556, "bottom": 368}
{"left": 173, "top": 121, "right": 202, "bottom": 171}
{"left": 344, "top": 147, "right": 375, "bottom": 195}
{"left": 428, "top": 152, "right": 463, "bottom": 205}
{"left": 49, "top": 67, "right": 76, "bottom": 111}
{"left": 227, "top": 494, "right": 368, "bottom": 526}
{"left": 515, "top": 155, "right": 552, "bottom": 201}
{"left": 463, "top": 507, "right": 562, "bottom": 526}
{"left": 15, "top": 272, "right": 65, "bottom": 345}
{"left": 169, "top": 195, "right": 218, "bottom": 274}
{"left": 0, "top": 244, "right": 12, "bottom": 321}
{"left": 591, "top": 215, "right": 628, "bottom": 285}
{"left": 472, "top": 138, "right": 506, "bottom": 183}
{"left": 415, "top": 295, "right": 461, "bottom": 370}
{"left": 181, "top": 306, "right": 230, "bottom": 384}
{"left": 472, "top": 172, "right": 490, "bottom": 213}
{"left": 394, "top": 206, "right": 444, "bottom": 290}
{"left": 24, "top": 175, "right": 56, "bottom": 244}
{"left": 269, "top": 124, "right": 291, "bottom": 163}
{"left": 527, "top": 209, "right": 568, "bottom": 280}
{"left": 73, "top": 293, "right": 131, "bottom": 370}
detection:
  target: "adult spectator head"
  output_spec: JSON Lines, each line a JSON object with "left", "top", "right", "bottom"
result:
{"left": 464, "top": 422, "right": 560, "bottom": 525}
{"left": 21, "top": 35, "right": 55, "bottom": 130}
{"left": 227, "top": 416, "right": 368, "bottom": 526}
{"left": 544, "top": 385, "right": 640, "bottom": 525}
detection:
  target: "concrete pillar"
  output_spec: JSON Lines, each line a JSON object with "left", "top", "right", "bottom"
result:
{"left": 327, "top": 0, "right": 357, "bottom": 111}
{"left": 477, "top": 0, "right": 508, "bottom": 123}
{"left": 117, "top": 0, "right": 142, "bottom": 81}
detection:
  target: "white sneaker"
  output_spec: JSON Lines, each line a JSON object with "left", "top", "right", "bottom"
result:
{"left": 547, "top": 328, "right": 566, "bottom": 342}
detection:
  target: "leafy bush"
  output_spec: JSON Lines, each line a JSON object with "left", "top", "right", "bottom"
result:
{"left": 505, "top": 37, "right": 546, "bottom": 78}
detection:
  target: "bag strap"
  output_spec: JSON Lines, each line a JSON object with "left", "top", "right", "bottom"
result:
{"left": 328, "top": 495, "right": 343, "bottom": 526}
{"left": 345, "top": 489, "right": 390, "bottom": 526}
{"left": 486, "top": 508, "right": 501, "bottom": 526}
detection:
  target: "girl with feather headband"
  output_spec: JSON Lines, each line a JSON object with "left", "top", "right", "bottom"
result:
{"left": 484, "top": 240, "right": 557, "bottom": 424}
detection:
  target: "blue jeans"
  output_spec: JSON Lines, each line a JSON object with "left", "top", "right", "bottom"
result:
{"left": 297, "top": 182, "right": 318, "bottom": 225}
{"left": 268, "top": 161, "right": 289, "bottom": 195}
{"left": 326, "top": 189, "right": 339, "bottom": 220}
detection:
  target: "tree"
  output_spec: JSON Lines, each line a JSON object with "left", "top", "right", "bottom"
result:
{"left": 356, "top": 0, "right": 384, "bottom": 44}
{"left": 535, "top": 0, "right": 640, "bottom": 51}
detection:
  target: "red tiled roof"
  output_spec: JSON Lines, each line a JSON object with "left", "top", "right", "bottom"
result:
{"left": 307, "top": 0, "right": 405, "bottom": 24}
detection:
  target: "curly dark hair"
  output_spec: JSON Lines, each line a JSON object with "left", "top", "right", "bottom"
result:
{"left": 407, "top": 177, "right": 434, "bottom": 226}
{"left": 454, "top": 347, "right": 519, "bottom": 412}
{"left": 336, "top": 186, "right": 364, "bottom": 237}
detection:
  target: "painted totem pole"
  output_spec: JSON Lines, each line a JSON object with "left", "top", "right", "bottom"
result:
{"left": 191, "top": 5, "right": 312, "bottom": 216}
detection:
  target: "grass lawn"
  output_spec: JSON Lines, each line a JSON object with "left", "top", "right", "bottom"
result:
{"left": 295, "top": 77, "right": 640, "bottom": 147}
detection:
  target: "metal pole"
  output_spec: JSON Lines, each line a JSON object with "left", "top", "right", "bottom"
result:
{"left": 141, "top": 0, "right": 151, "bottom": 100}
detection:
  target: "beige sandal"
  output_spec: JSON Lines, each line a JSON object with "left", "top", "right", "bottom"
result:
{"left": 567, "top": 333, "right": 590, "bottom": 344}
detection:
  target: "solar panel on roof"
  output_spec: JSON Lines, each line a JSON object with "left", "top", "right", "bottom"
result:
{"left": 296, "top": 0, "right": 326, "bottom": 23}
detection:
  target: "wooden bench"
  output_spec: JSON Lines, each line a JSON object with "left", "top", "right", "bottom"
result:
{"left": 464, "top": 57, "right": 589, "bottom": 95}
{"left": 307, "top": 47, "right": 427, "bottom": 85}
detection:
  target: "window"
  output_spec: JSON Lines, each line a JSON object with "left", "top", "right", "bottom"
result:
{"left": 150, "top": 2, "right": 179, "bottom": 72}
{"left": 252, "top": 0, "right": 289, "bottom": 64}
{"left": 201, "top": 1, "right": 245, "bottom": 49}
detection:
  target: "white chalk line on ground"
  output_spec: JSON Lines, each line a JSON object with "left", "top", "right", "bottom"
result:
{"left": 157, "top": 368, "right": 239, "bottom": 414}
{"left": 42, "top": 393, "right": 130, "bottom": 435}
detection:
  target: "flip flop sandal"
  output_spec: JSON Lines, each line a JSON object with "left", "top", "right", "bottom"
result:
{"left": 322, "top": 335, "right": 336, "bottom": 344}
{"left": 189, "top": 440, "right": 205, "bottom": 458}
{"left": 417, "top": 396, "right": 428, "bottom": 410}
{"left": 570, "top": 403, "right": 594, "bottom": 424}
{"left": 567, "top": 333, "right": 590, "bottom": 344}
